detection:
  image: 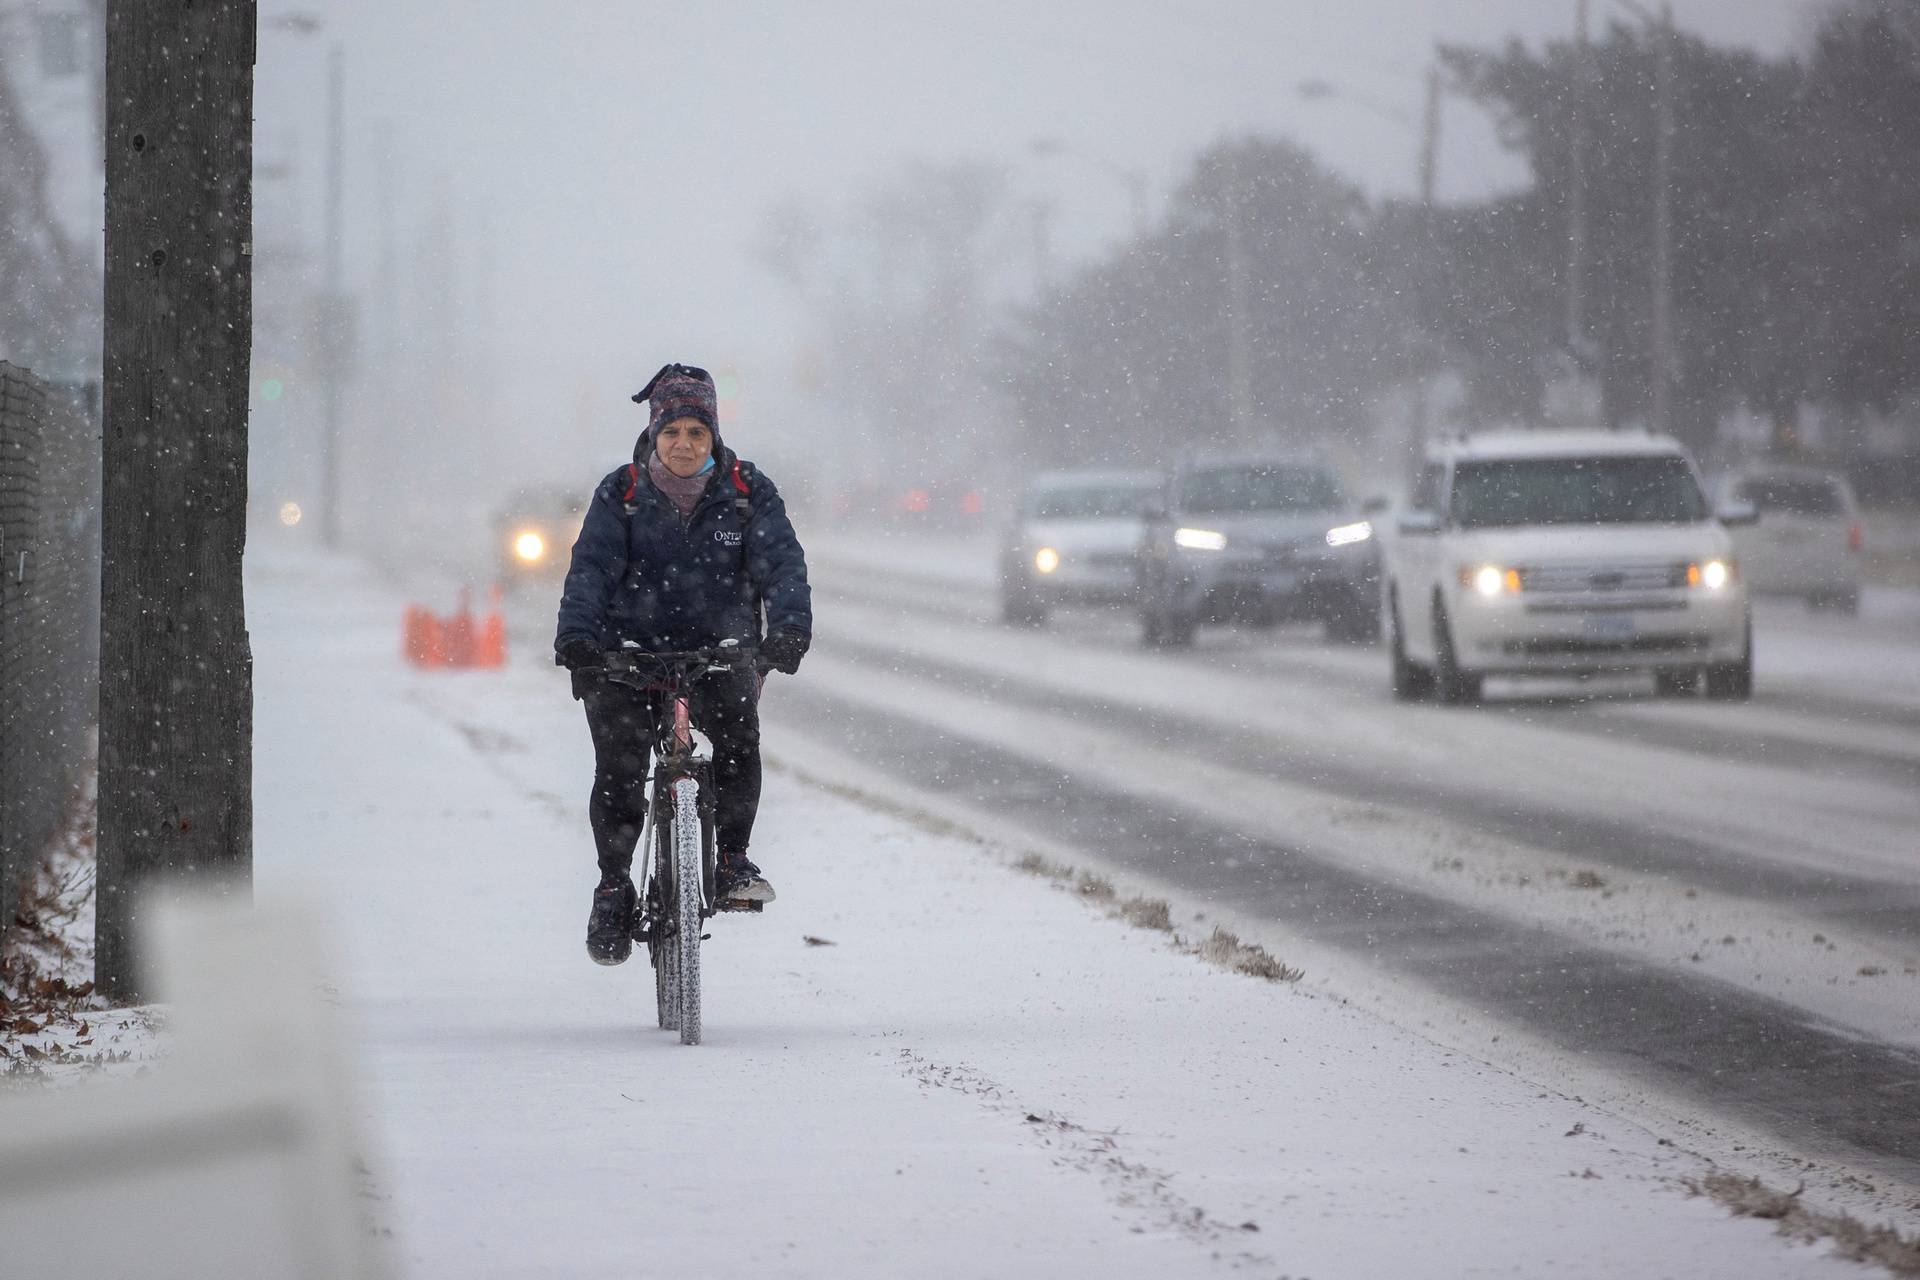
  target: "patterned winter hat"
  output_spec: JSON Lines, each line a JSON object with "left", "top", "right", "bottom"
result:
{"left": 633, "top": 362, "right": 718, "bottom": 437}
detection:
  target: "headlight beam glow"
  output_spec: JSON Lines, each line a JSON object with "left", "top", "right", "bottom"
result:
{"left": 1173, "top": 527, "right": 1228, "bottom": 552}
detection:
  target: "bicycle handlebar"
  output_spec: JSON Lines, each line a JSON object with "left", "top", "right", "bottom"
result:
{"left": 599, "top": 644, "right": 763, "bottom": 690}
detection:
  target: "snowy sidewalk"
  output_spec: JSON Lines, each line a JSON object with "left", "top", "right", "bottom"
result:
{"left": 247, "top": 542, "right": 1870, "bottom": 1279}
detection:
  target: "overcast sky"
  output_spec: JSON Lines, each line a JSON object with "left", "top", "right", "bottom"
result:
{"left": 252, "top": 0, "right": 1821, "bottom": 492}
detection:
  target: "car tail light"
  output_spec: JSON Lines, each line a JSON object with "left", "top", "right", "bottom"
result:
{"left": 1848, "top": 521, "right": 1863, "bottom": 553}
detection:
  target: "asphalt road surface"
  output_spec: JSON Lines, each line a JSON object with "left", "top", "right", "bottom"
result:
{"left": 763, "top": 530, "right": 1920, "bottom": 1193}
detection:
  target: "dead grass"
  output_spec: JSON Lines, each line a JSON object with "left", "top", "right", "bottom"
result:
{"left": 1193, "top": 928, "right": 1304, "bottom": 983}
{"left": 1074, "top": 872, "right": 1116, "bottom": 903}
{"left": 1688, "top": 1173, "right": 1920, "bottom": 1276}
{"left": 1011, "top": 855, "right": 1289, "bottom": 972}
{"left": 1118, "top": 896, "right": 1174, "bottom": 932}
{"left": 1012, "top": 852, "right": 1075, "bottom": 882}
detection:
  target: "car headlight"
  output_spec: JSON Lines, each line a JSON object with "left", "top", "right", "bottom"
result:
{"left": 514, "top": 530, "right": 547, "bottom": 563}
{"left": 1325, "top": 521, "right": 1372, "bottom": 547}
{"left": 1460, "top": 564, "right": 1521, "bottom": 597}
{"left": 1173, "top": 527, "right": 1228, "bottom": 552}
{"left": 1033, "top": 546, "right": 1061, "bottom": 574}
{"left": 1687, "top": 559, "right": 1735, "bottom": 590}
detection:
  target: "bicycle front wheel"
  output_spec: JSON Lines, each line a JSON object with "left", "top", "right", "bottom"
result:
{"left": 671, "top": 777, "right": 704, "bottom": 1046}
{"left": 650, "top": 814, "right": 679, "bottom": 1032}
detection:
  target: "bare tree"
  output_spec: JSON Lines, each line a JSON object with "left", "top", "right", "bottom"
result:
{"left": 96, "top": 0, "right": 257, "bottom": 1002}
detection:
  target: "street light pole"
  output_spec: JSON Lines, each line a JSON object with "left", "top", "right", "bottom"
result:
{"left": 319, "top": 41, "right": 345, "bottom": 548}
{"left": 1617, "top": 0, "right": 1676, "bottom": 435}
{"left": 1568, "top": 0, "right": 1591, "bottom": 362}
{"left": 1649, "top": 2, "right": 1675, "bottom": 437}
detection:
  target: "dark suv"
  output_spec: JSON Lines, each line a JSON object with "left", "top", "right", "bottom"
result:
{"left": 1136, "top": 457, "right": 1382, "bottom": 646}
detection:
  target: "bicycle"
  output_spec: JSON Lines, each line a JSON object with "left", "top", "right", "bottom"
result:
{"left": 601, "top": 640, "right": 760, "bottom": 1046}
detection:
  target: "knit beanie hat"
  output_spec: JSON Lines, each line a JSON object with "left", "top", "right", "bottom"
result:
{"left": 633, "top": 362, "right": 719, "bottom": 438}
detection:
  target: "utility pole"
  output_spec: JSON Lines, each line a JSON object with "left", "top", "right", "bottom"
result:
{"left": 97, "top": 0, "right": 257, "bottom": 1002}
{"left": 1221, "top": 157, "right": 1256, "bottom": 443}
{"left": 1568, "top": 0, "right": 1591, "bottom": 363}
{"left": 1648, "top": 2, "right": 1675, "bottom": 436}
{"left": 318, "top": 42, "right": 346, "bottom": 547}
{"left": 1411, "top": 63, "right": 1442, "bottom": 455}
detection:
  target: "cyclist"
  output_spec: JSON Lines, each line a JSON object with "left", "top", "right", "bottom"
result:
{"left": 555, "top": 363, "right": 812, "bottom": 966}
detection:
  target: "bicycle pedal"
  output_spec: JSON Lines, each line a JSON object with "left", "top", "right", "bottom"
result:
{"left": 716, "top": 899, "right": 764, "bottom": 914}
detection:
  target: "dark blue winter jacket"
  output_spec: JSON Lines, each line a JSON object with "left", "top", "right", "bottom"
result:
{"left": 553, "top": 446, "right": 811, "bottom": 658}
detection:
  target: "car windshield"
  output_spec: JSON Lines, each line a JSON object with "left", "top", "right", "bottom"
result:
{"left": 1029, "top": 484, "right": 1154, "bottom": 520}
{"left": 1450, "top": 456, "right": 1708, "bottom": 528}
{"left": 1180, "top": 465, "right": 1345, "bottom": 515}
{"left": 1734, "top": 475, "right": 1844, "bottom": 517}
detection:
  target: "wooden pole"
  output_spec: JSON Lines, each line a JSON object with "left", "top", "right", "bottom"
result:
{"left": 1649, "top": 3, "right": 1675, "bottom": 436}
{"left": 97, "top": 0, "right": 257, "bottom": 1002}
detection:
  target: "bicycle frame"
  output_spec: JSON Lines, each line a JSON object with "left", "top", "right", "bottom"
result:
{"left": 601, "top": 643, "right": 757, "bottom": 1044}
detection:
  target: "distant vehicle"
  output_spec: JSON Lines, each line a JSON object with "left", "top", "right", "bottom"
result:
{"left": 1135, "top": 457, "right": 1382, "bottom": 646}
{"left": 1717, "top": 465, "right": 1863, "bottom": 615}
{"left": 830, "top": 477, "right": 990, "bottom": 531}
{"left": 492, "top": 484, "right": 587, "bottom": 585}
{"left": 1384, "top": 430, "right": 1755, "bottom": 704}
{"left": 999, "top": 469, "right": 1161, "bottom": 625}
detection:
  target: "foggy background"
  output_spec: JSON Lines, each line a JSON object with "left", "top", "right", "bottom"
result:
{"left": 245, "top": 0, "right": 1818, "bottom": 558}
{"left": 0, "top": 0, "right": 1892, "bottom": 563}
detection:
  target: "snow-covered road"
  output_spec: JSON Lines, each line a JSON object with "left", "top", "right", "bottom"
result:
{"left": 238, "top": 535, "right": 1920, "bottom": 1276}
{"left": 767, "top": 528, "right": 1920, "bottom": 1190}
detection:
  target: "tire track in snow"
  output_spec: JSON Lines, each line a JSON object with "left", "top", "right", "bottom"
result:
{"left": 817, "top": 632, "right": 1920, "bottom": 942}
{"left": 896, "top": 1050, "right": 1274, "bottom": 1269}
{"left": 768, "top": 679, "right": 1920, "bottom": 1189}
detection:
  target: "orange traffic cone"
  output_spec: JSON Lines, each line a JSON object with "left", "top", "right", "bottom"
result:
{"left": 425, "top": 612, "right": 450, "bottom": 667}
{"left": 446, "top": 587, "right": 477, "bottom": 668}
{"left": 403, "top": 605, "right": 431, "bottom": 667}
{"left": 475, "top": 583, "right": 507, "bottom": 668}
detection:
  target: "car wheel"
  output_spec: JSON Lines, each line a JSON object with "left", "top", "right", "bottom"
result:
{"left": 1704, "top": 622, "right": 1754, "bottom": 701}
{"left": 1388, "top": 594, "right": 1433, "bottom": 702}
{"left": 1431, "top": 597, "right": 1481, "bottom": 705}
{"left": 1653, "top": 670, "right": 1697, "bottom": 697}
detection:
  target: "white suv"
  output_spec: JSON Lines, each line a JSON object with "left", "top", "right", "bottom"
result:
{"left": 1384, "top": 430, "right": 1755, "bottom": 704}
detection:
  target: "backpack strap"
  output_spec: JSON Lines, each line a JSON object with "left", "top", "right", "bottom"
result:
{"left": 729, "top": 459, "right": 762, "bottom": 633}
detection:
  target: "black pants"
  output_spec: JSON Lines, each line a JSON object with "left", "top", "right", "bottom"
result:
{"left": 580, "top": 667, "right": 761, "bottom": 882}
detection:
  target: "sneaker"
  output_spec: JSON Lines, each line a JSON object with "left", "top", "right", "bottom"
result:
{"left": 715, "top": 853, "right": 776, "bottom": 906}
{"left": 587, "top": 877, "right": 637, "bottom": 965}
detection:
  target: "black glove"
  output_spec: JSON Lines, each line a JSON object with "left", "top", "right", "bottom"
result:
{"left": 760, "top": 630, "right": 810, "bottom": 675}
{"left": 569, "top": 667, "right": 602, "bottom": 701}
{"left": 558, "top": 638, "right": 603, "bottom": 672}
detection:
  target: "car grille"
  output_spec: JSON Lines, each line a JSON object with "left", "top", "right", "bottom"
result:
{"left": 1517, "top": 560, "right": 1688, "bottom": 594}
{"left": 1502, "top": 634, "right": 1708, "bottom": 657}
{"left": 1084, "top": 551, "right": 1137, "bottom": 570}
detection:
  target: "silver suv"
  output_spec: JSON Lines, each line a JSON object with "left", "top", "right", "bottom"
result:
{"left": 999, "top": 469, "right": 1161, "bottom": 626}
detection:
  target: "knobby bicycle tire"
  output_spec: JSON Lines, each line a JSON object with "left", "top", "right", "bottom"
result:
{"left": 651, "top": 805, "right": 679, "bottom": 1031}
{"left": 672, "top": 777, "right": 704, "bottom": 1046}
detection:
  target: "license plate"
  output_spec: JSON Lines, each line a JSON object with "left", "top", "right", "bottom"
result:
{"left": 1583, "top": 614, "right": 1636, "bottom": 640}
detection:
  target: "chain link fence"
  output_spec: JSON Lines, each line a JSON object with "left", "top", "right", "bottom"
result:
{"left": 1, "top": 363, "right": 99, "bottom": 947}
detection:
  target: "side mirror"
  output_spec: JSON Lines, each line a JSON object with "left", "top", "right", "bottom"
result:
{"left": 1360, "top": 494, "right": 1391, "bottom": 516}
{"left": 1717, "top": 501, "right": 1759, "bottom": 527}
{"left": 1396, "top": 510, "right": 1442, "bottom": 536}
